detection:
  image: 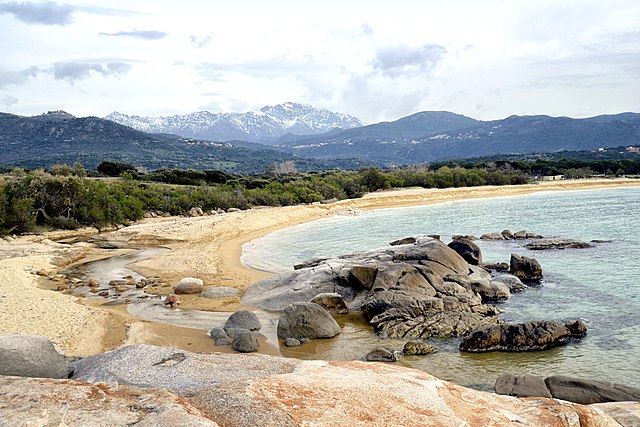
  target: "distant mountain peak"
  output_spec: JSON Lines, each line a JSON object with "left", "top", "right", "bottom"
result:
{"left": 105, "top": 103, "right": 364, "bottom": 144}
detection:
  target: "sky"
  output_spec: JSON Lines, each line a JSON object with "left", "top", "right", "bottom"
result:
{"left": 1, "top": 0, "right": 640, "bottom": 123}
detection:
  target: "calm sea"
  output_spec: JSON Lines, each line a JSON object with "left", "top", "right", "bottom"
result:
{"left": 242, "top": 187, "right": 640, "bottom": 390}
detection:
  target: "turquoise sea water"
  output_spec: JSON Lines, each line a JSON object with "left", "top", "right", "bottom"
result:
{"left": 242, "top": 187, "right": 640, "bottom": 390}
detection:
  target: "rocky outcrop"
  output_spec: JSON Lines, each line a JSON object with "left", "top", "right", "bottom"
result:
{"left": 491, "top": 273, "right": 528, "bottom": 292}
{"left": 448, "top": 237, "right": 482, "bottom": 265}
{"left": 7, "top": 345, "right": 622, "bottom": 426}
{"left": 277, "top": 302, "right": 341, "bottom": 340}
{"left": 526, "top": 239, "right": 593, "bottom": 250}
{"left": 244, "top": 237, "right": 505, "bottom": 340}
{"left": 496, "top": 373, "right": 640, "bottom": 405}
{"left": 509, "top": 253, "right": 543, "bottom": 282}
{"left": 0, "top": 334, "right": 72, "bottom": 379}
{"left": 459, "top": 320, "right": 587, "bottom": 352}
{"left": 174, "top": 277, "right": 204, "bottom": 294}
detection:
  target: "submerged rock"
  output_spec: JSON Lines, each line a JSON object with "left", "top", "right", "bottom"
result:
{"left": 364, "top": 347, "right": 397, "bottom": 362}
{"left": 526, "top": 239, "right": 593, "bottom": 250}
{"left": 495, "top": 373, "right": 552, "bottom": 398}
{"left": 403, "top": 341, "right": 437, "bottom": 356}
{"left": 459, "top": 319, "right": 587, "bottom": 352}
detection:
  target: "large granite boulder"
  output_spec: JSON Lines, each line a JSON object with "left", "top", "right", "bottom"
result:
{"left": 545, "top": 376, "right": 640, "bottom": 405}
{"left": 0, "top": 334, "right": 72, "bottom": 379}
{"left": 277, "top": 302, "right": 341, "bottom": 340}
{"left": 509, "top": 253, "right": 543, "bottom": 282}
{"left": 448, "top": 237, "right": 482, "bottom": 265}
{"left": 459, "top": 320, "right": 587, "bottom": 352}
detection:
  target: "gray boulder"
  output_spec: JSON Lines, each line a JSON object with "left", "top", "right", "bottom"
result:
{"left": 348, "top": 264, "right": 378, "bottom": 290}
{"left": 501, "top": 229, "right": 513, "bottom": 239}
{"left": 284, "top": 338, "right": 302, "bottom": 347}
{"left": 448, "top": 238, "right": 482, "bottom": 265}
{"left": 174, "top": 277, "right": 204, "bottom": 294}
{"left": 459, "top": 319, "right": 587, "bottom": 352}
{"left": 224, "top": 310, "right": 262, "bottom": 335}
{"left": 277, "top": 302, "right": 341, "bottom": 340}
{"left": 231, "top": 330, "right": 259, "bottom": 353}
{"left": 364, "top": 347, "right": 397, "bottom": 362}
{"left": 208, "top": 327, "right": 229, "bottom": 341}
{"left": 0, "top": 334, "right": 71, "bottom": 379}
{"left": 495, "top": 373, "right": 552, "bottom": 398}
{"left": 309, "top": 292, "right": 349, "bottom": 315}
{"left": 509, "top": 253, "right": 543, "bottom": 282}
{"left": 480, "top": 232, "right": 505, "bottom": 240}
{"left": 545, "top": 375, "right": 640, "bottom": 404}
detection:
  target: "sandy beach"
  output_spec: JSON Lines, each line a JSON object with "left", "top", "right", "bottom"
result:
{"left": 1, "top": 178, "right": 639, "bottom": 355}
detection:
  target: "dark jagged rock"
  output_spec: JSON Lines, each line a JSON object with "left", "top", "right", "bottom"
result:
{"left": 448, "top": 237, "right": 482, "bottom": 265}
{"left": 482, "top": 262, "right": 509, "bottom": 272}
{"left": 364, "top": 347, "right": 397, "bottom": 362}
{"left": 501, "top": 229, "right": 513, "bottom": 240}
{"left": 509, "top": 253, "right": 543, "bottom": 282}
{"left": 347, "top": 264, "right": 378, "bottom": 290}
{"left": 525, "top": 239, "right": 593, "bottom": 250}
{"left": 277, "top": 302, "right": 341, "bottom": 340}
{"left": 459, "top": 320, "right": 587, "bottom": 352}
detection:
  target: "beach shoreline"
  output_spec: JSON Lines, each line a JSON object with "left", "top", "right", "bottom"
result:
{"left": 1, "top": 178, "right": 639, "bottom": 355}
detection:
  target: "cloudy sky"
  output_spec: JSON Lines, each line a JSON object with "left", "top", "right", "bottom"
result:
{"left": 1, "top": 0, "right": 639, "bottom": 123}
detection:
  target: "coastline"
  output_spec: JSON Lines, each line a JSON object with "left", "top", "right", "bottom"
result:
{"left": 1, "top": 178, "right": 639, "bottom": 355}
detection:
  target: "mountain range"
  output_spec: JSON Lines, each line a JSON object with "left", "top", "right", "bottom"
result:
{"left": 106, "top": 102, "right": 364, "bottom": 144}
{"left": 279, "top": 111, "right": 640, "bottom": 164}
{"left": 1, "top": 105, "right": 639, "bottom": 174}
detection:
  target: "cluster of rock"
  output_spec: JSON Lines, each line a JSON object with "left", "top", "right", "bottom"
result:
{"left": 209, "top": 310, "right": 263, "bottom": 352}
{"left": 242, "top": 235, "right": 552, "bottom": 345}
{"left": 0, "top": 335, "right": 637, "bottom": 426}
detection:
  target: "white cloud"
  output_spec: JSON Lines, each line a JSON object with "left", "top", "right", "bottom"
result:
{"left": 1, "top": 0, "right": 639, "bottom": 122}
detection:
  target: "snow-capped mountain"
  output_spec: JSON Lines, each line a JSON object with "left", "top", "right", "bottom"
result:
{"left": 105, "top": 102, "right": 364, "bottom": 144}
